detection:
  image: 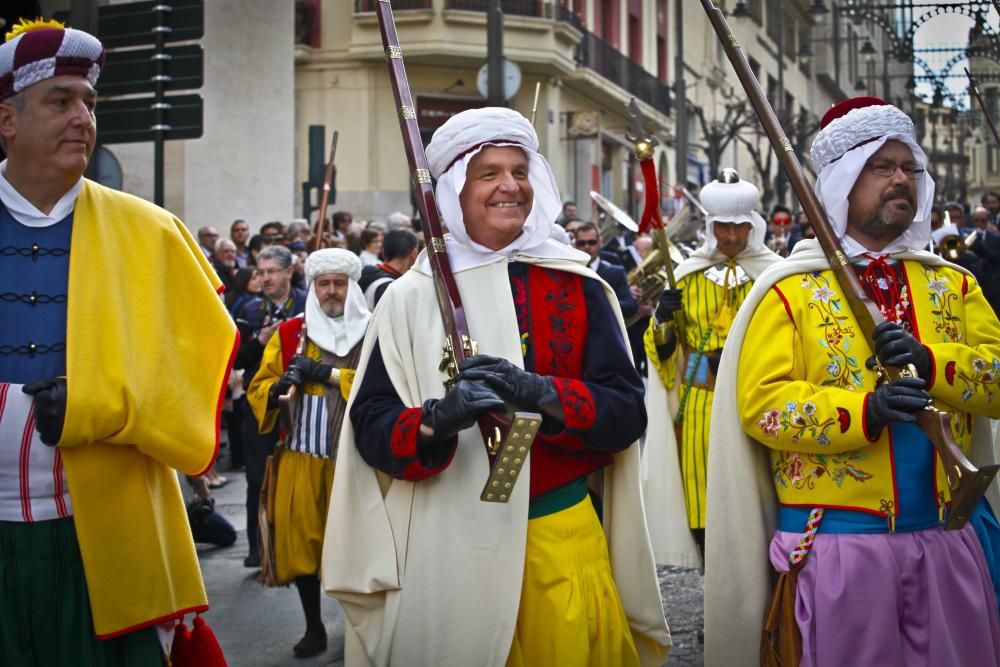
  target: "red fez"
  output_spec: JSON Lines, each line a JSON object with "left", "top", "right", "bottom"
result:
{"left": 820, "top": 96, "right": 888, "bottom": 129}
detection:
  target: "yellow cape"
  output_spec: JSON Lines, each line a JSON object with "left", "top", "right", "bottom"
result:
{"left": 57, "top": 180, "right": 238, "bottom": 638}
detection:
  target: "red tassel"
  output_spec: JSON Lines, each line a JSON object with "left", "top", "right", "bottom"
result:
{"left": 170, "top": 620, "right": 192, "bottom": 666}
{"left": 188, "top": 614, "right": 228, "bottom": 666}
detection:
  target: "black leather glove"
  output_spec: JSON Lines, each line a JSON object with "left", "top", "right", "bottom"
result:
{"left": 864, "top": 376, "right": 931, "bottom": 439}
{"left": 289, "top": 355, "right": 334, "bottom": 384}
{"left": 872, "top": 321, "right": 931, "bottom": 379}
{"left": 22, "top": 377, "right": 67, "bottom": 446}
{"left": 268, "top": 367, "right": 303, "bottom": 406}
{"left": 420, "top": 378, "right": 506, "bottom": 441}
{"left": 457, "top": 355, "right": 559, "bottom": 412}
{"left": 654, "top": 288, "right": 683, "bottom": 323}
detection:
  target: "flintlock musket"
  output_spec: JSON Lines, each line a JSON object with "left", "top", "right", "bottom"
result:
{"left": 375, "top": 0, "right": 540, "bottom": 503}
{"left": 701, "top": 0, "right": 997, "bottom": 529}
{"left": 966, "top": 68, "right": 1000, "bottom": 149}
{"left": 312, "top": 130, "right": 339, "bottom": 252}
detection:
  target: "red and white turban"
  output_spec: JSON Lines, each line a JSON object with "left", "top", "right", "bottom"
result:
{"left": 810, "top": 96, "right": 934, "bottom": 256}
{"left": 0, "top": 19, "right": 105, "bottom": 102}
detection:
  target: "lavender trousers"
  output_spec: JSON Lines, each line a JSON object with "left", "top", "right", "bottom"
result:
{"left": 770, "top": 525, "right": 1000, "bottom": 667}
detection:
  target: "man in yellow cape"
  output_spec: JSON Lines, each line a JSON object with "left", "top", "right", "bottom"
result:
{"left": 0, "top": 19, "right": 237, "bottom": 665}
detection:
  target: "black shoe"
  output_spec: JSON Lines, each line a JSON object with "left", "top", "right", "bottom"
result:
{"left": 243, "top": 552, "right": 260, "bottom": 568}
{"left": 293, "top": 630, "right": 327, "bottom": 659}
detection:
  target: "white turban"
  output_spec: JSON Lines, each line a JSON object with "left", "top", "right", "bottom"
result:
{"left": 423, "top": 107, "right": 585, "bottom": 272}
{"left": 303, "top": 249, "right": 370, "bottom": 356}
{"left": 811, "top": 99, "right": 934, "bottom": 257}
{"left": 673, "top": 169, "right": 780, "bottom": 281}
{"left": 696, "top": 171, "right": 767, "bottom": 256}
{"left": 305, "top": 248, "right": 362, "bottom": 284}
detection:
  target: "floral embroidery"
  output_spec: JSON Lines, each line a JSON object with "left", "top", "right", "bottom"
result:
{"left": 803, "top": 272, "right": 864, "bottom": 389}
{"left": 758, "top": 409, "right": 781, "bottom": 438}
{"left": 758, "top": 401, "right": 837, "bottom": 444}
{"left": 773, "top": 450, "right": 873, "bottom": 490}
{"left": 955, "top": 357, "right": 1000, "bottom": 403}
{"left": 922, "top": 266, "right": 962, "bottom": 342}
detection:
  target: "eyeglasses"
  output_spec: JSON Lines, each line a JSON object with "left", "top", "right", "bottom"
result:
{"left": 574, "top": 239, "right": 600, "bottom": 247}
{"left": 864, "top": 160, "right": 925, "bottom": 180}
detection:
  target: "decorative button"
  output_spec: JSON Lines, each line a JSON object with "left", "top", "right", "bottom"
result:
{"left": 28, "top": 342, "right": 37, "bottom": 355}
{"left": 28, "top": 292, "right": 38, "bottom": 305}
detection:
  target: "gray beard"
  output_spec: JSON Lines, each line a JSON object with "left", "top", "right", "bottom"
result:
{"left": 321, "top": 302, "right": 344, "bottom": 318}
{"left": 850, "top": 205, "right": 913, "bottom": 243}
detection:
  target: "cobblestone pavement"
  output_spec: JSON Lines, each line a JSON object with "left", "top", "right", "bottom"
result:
{"left": 658, "top": 565, "right": 705, "bottom": 666}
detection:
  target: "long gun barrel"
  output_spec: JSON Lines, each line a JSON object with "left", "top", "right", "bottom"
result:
{"left": 701, "top": 0, "right": 996, "bottom": 529}
{"left": 312, "top": 131, "right": 339, "bottom": 252}
{"left": 375, "top": 1, "right": 539, "bottom": 503}
{"left": 966, "top": 67, "right": 1000, "bottom": 149}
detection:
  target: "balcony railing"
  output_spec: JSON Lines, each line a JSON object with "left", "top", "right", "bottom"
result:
{"left": 355, "top": 0, "right": 431, "bottom": 11}
{"left": 552, "top": 2, "right": 584, "bottom": 31}
{"left": 576, "top": 32, "right": 672, "bottom": 114}
{"left": 445, "top": 0, "right": 543, "bottom": 17}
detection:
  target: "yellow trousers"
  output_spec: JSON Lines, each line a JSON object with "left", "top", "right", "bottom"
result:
{"left": 680, "top": 385, "right": 713, "bottom": 529}
{"left": 506, "top": 497, "right": 640, "bottom": 667}
{"left": 273, "top": 448, "right": 334, "bottom": 584}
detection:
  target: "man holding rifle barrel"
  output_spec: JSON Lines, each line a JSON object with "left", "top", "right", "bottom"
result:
{"left": 705, "top": 97, "right": 1000, "bottom": 666}
{"left": 322, "top": 107, "right": 670, "bottom": 666}
{"left": 641, "top": 169, "right": 779, "bottom": 564}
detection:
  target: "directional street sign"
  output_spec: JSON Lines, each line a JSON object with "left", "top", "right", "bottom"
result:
{"left": 56, "top": 0, "right": 205, "bottom": 204}
{"left": 97, "top": 94, "right": 203, "bottom": 145}
{"left": 99, "top": 44, "right": 203, "bottom": 97}
{"left": 54, "top": 0, "right": 203, "bottom": 48}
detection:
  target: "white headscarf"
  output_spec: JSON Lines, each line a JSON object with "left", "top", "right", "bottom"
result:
{"left": 811, "top": 101, "right": 935, "bottom": 257}
{"left": 303, "top": 249, "right": 370, "bottom": 356}
{"left": 424, "top": 107, "right": 586, "bottom": 272}
{"left": 675, "top": 170, "right": 780, "bottom": 282}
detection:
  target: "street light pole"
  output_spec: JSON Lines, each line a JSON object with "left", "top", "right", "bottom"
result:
{"left": 674, "top": 0, "right": 688, "bottom": 190}
{"left": 487, "top": 0, "right": 505, "bottom": 106}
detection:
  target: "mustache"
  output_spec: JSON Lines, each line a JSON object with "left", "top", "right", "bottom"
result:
{"left": 881, "top": 187, "right": 914, "bottom": 207}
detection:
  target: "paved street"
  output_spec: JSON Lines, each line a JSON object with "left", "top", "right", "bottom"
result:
{"left": 199, "top": 469, "right": 704, "bottom": 666}
{"left": 197, "top": 472, "right": 345, "bottom": 667}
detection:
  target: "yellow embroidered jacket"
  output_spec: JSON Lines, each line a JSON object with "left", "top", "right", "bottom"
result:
{"left": 738, "top": 261, "right": 1000, "bottom": 520}
{"left": 59, "top": 181, "right": 238, "bottom": 638}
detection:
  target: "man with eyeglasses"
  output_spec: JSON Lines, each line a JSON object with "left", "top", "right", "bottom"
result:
{"left": 573, "top": 222, "right": 637, "bottom": 323}
{"left": 704, "top": 97, "right": 1000, "bottom": 666}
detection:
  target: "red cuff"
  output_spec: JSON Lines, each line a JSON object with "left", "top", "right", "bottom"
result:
{"left": 391, "top": 407, "right": 457, "bottom": 481}
{"left": 552, "top": 378, "right": 596, "bottom": 431}
{"left": 399, "top": 445, "right": 456, "bottom": 481}
{"left": 390, "top": 408, "right": 422, "bottom": 459}
{"left": 861, "top": 393, "right": 880, "bottom": 443}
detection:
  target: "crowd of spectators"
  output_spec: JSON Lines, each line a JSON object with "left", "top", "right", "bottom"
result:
{"left": 194, "top": 211, "right": 421, "bottom": 561}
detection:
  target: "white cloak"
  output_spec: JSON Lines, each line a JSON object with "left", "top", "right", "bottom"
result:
{"left": 322, "top": 251, "right": 671, "bottom": 667}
